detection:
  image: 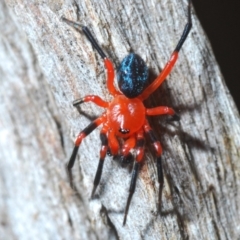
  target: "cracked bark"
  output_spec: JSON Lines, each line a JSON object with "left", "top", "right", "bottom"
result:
{"left": 1, "top": 0, "right": 240, "bottom": 239}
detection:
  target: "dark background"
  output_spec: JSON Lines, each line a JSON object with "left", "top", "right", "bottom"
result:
{"left": 192, "top": 0, "right": 240, "bottom": 112}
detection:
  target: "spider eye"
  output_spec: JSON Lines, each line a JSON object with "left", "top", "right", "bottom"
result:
{"left": 119, "top": 128, "right": 130, "bottom": 134}
{"left": 117, "top": 53, "right": 148, "bottom": 98}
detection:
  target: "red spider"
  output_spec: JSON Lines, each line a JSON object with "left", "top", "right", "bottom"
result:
{"left": 63, "top": 0, "right": 192, "bottom": 225}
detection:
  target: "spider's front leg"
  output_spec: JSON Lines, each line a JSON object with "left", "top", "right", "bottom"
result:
{"left": 123, "top": 130, "right": 145, "bottom": 225}
{"left": 62, "top": 17, "right": 120, "bottom": 96}
{"left": 139, "top": 0, "right": 192, "bottom": 100}
{"left": 67, "top": 114, "right": 106, "bottom": 188}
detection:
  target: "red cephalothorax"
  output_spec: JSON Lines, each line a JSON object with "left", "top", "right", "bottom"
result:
{"left": 107, "top": 95, "right": 145, "bottom": 138}
{"left": 62, "top": 0, "right": 192, "bottom": 226}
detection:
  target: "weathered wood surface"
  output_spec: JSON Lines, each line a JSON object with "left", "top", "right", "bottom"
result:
{"left": 1, "top": 0, "right": 240, "bottom": 239}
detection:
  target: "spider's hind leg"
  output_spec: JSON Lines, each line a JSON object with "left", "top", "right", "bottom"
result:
{"left": 123, "top": 130, "right": 145, "bottom": 225}
{"left": 91, "top": 124, "right": 109, "bottom": 198}
{"left": 144, "top": 121, "right": 163, "bottom": 213}
{"left": 67, "top": 115, "right": 106, "bottom": 188}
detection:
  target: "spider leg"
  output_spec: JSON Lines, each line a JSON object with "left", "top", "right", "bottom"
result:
{"left": 91, "top": 124, "right": 109, "bottom": 197}
{"left": 73, "top": 95, "right": 109, "bottom": 118}
{"left": 139, "top": 0, "right": 192, "bottom": 100}
{"left": 108, "top": 130, "right": 119, "bottom": 157}
{"left": 72, "top": 95, "right": 109, "bottom": 108}
{"left": 120, "top": 136, "right": 136, "bottom": 165}
{"left": 123, "top": 130, "right": 145, "bottom": 225}
{"left": 62, "top": 17, "right": 120, "bottom": 96}
{"left": 143, "top": 121, "right": 163, "bottom": 213}
{"left": 146, "top": 106, "right": 175, "bottom": 116}
{"left": 146, "top": 106, "right": 180, "bottom": 121}
{"left": 67, "top": 114, "right": 106, "bottom": 188}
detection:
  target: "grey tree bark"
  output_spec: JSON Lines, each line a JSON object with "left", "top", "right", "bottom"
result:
{"left": 0, "top": 0, "right": 240, "bottom": 239}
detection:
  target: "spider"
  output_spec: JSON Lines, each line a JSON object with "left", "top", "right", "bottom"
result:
{"left": 62, "top": 0, "right": 192, "bottom": 225}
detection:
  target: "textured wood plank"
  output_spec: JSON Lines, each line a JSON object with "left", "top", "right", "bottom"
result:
{"left": 1, "top": 0, "right": 240, "bottom": 239}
